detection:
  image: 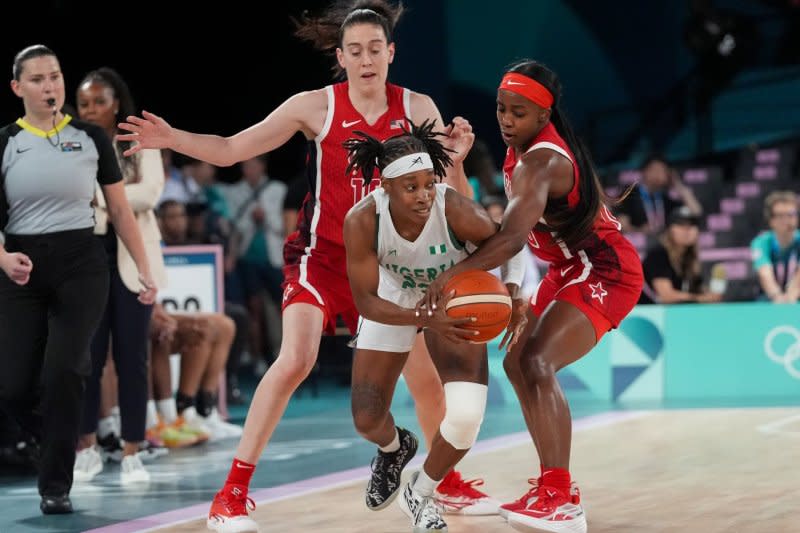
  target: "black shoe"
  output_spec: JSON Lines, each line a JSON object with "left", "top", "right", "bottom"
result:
{"left": 40, "top": 494, "right": 73, "bottom": 514}
{"left": 365, "top": 427, "right": 418, "bottom": 511}
{"left": 97, "top": 433, "right": 123, "bottom": 463}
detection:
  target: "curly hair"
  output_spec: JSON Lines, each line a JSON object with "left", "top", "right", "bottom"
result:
{"left": 343, "top": 118, "right": 452, "bottom": 185}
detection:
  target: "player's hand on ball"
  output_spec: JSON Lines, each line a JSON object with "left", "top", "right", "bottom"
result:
{"left": 498, "top": 297, "right": 528, "bottom": 352}
{"left": 416, "top": 289, "right": 477, "bottom": 344}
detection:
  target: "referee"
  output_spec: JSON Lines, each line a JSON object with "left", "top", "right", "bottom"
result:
{"left": 0, "top": 45, "right": 157, "bottom": 514}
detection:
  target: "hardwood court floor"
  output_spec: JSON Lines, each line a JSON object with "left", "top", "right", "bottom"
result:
{"left": 157, "top": 407, "right": 799, "bottom": 533}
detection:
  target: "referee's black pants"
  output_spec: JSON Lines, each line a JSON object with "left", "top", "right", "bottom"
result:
{"left": 0, "top": 229, "right": 108, "bottom": 497}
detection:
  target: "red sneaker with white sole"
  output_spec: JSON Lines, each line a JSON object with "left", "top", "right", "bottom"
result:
{"left": 207, "top": 485, "right": 258, "bottom": 533}
{"left": 499, "top": 478, "right": 582, "bottom": 520}
{"left": 433, "top": 470, "right": 500, "bottom": 515}
{"left": 498, "top": 477, "right": 540, "bottom": 519}
{"left": 507, "top": 484, "right": 586, "bottom": 533}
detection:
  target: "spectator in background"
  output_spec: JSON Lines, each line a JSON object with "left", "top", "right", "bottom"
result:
{"left": 616, "top": 154, "right": 703, "bottom": 234}
{"left": 186, "top": 159, "right": 231, "bottom": 220}
{"left": 149, "top": 302, "right": 242, "bottom": 442}
{"left": 225, "top": 155, "right": 287, "bottom": 365}
{"left": 73, "top": 67, "right": 167, "bottom": 486}
{"left": 751, "top": 190, "right": 800, "bottom": 303}
{"left": 640, "top": 206, "right": 722, "bottom": 304}
{"left": 463, "top": 138, "right": 503, "bottom": 203}
{"left": 160, "top": 151, "right": 202, "bottom": 205}
{"left": 157, "top": 200, "right": 250, "bottom": 405}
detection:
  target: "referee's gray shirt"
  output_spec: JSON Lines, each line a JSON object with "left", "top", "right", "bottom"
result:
{"left": 0, "top": 115, "right": 122, "bottom": 235}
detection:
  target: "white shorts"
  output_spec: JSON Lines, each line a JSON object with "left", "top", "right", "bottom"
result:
{"left": 354, "top": 316, "right": 419, "bottom": 353}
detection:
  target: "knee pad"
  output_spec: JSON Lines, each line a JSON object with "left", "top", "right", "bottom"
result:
{"left": 439, "top": 381, "right": 488, "bottom": 450}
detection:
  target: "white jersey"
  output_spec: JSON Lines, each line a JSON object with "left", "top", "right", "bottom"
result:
{"left": 372, "top": 183, "right": 469, "bottom": 309}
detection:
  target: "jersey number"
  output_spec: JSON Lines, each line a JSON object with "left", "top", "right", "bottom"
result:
{"left": 351, "top": 177, "right": 380, "bottom": 203}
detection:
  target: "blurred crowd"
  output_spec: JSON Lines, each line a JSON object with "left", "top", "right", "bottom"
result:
{"left": 464, "top": 139, "right": 800, "bottom": 307}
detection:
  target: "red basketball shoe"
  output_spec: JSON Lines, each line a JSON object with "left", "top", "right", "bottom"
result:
{"left": 433, "top": 470, "right": 500, "bottom": 515}
{"left": 207, "top": 485, "right": 258, "bottom": 532}
{"left": 498, "top": 477, "right": 540, "bottom": 519}
{"left": 500, "top": 478, "right": 582, "bottom": 520}
{"left": 507, "top": 484, "right": 586, "bottom": 533}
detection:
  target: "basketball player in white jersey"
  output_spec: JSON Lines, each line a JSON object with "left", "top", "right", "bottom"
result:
{"left": 343, "top": 119, "right": 528, "bottom": 532}
{"left": 119, "top": 3, "right": 501, "bottom": 530}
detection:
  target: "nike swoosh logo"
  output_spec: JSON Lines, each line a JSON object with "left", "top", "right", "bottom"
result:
{"left": 16, "top": 148, "right": 32, "bottom": 154}
{"left": 560, "top": 265, "right": 574, "bottom": 277}
{"left": 342, "top": 119, "right": 362, "bottom": 128}
{"left": 506, "top": 80, "right": 526, "bottom": 86}
{"left": 235, "top": 462, "right": 254, "bottom": 469}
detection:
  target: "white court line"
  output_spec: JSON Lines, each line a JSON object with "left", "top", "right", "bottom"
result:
{"left": 98, "top": 410, "right": 649, "bottom": 533}
{"left": 757, "top": 413, "right": 800, "bottom": 435}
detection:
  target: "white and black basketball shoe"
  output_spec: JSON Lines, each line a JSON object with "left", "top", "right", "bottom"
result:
{"left": 365, "top": 427, "right": 418, "bottom": 510}
{"left": 398, "top": 471, "right": 448, "bottom": 533}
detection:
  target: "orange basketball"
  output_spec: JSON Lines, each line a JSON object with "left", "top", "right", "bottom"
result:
{"left": 443, "top": 269, "right": 512, "bottom": 343}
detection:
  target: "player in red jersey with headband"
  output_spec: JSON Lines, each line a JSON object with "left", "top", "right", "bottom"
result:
{"left": 118, "top": 2, "right": 501, "bottom": 531}
{"left": 420, "top": 60, "right": 643, "bottom": 533}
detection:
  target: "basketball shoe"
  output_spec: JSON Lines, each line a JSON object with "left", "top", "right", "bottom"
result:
{"left": 207, "top": 485, "right": 258, "bottom": 533}
{"left": 499, "top": 478, "right": 581, "bottom": 520}
{"left": 507, "top": 484, "right": 586, "bottom": 533}
{"left": 433, "top": 470, "right": 500, "bottom": 515}
{"left": 365, "top": 427, "right": 418, "bottom": 510}
{"left": 398, "top": 471, "right": 448, "bottom": 532}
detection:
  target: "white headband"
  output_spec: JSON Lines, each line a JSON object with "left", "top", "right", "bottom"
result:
{"left": 381, "top": 152, "right": 434, "bottom": 179}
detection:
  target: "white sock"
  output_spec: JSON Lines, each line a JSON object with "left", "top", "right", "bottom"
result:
{"left": 157, "top": 398, "right": 178, "bottom": 424}
{"left": 413, "top": 468, "right": 439, "bottom": 497}
{"left": 97, "top": 416, "right": 115, "bottom": 439}
{"left": 146, "top": 400, "right": 160, "bottom": 430}
{"left": 379, "top": 428, "right": 400, "bottom": 453}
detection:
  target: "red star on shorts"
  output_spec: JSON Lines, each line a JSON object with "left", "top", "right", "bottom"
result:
{"left": 589, "top": 281, "right": 607, "bottom": 304}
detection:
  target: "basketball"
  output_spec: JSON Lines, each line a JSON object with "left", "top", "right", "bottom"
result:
{"left": 443, "top": 269, "right": 513, "bottom": 343}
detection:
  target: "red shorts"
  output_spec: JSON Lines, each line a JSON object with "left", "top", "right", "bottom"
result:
{"left": 281, "top": 237, "right": 359, "bottom": 336}
{"left": 530, "top": 240, "right": 643, "bottom": 341}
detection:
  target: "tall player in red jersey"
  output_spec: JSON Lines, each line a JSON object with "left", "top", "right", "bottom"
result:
{"left": 118, "top": 2, "right": 499, "bottom": 531}
{"left": 420, "top": 60, "right": 644, "bottom": 533}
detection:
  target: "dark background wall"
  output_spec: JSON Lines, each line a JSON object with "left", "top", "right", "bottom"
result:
{"left": 4, "top": 0, "right": 799, "bottom": 178}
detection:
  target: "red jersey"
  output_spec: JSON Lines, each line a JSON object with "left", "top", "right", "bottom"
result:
{"left": 502, "top": 122, "right": 626, "bottom": 267}
{"left": 281, "top": 82, "right": 411, "bottom": 334}
{"left": 290, "top": 81, "right": 410, "bottom": 252}
{"left": 502, "top": 122, "right": 642, "bottom": 337}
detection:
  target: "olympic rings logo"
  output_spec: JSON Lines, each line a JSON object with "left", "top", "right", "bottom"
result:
{"left": 763, "top": 325, "right": 800, "bottom": 380}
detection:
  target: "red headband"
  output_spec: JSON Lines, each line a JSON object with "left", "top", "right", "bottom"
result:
{"left": 499, "top": 72, "right": 554, "bottom": 109}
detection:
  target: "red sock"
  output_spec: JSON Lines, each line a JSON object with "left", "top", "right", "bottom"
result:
{"left": 541, "top": 466, "right": 571, "bottom": 496}
{"left": 225, "top": 458, "right": 256, "bottom": 489}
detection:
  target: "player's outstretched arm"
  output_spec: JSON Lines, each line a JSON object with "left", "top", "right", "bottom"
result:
{"left": 117, "top": 90, "right": 326, "bottom": 167}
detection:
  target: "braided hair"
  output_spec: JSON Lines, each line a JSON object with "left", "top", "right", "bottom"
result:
{"left": 343, "top": 118, "right": 452, "bottom": 185}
